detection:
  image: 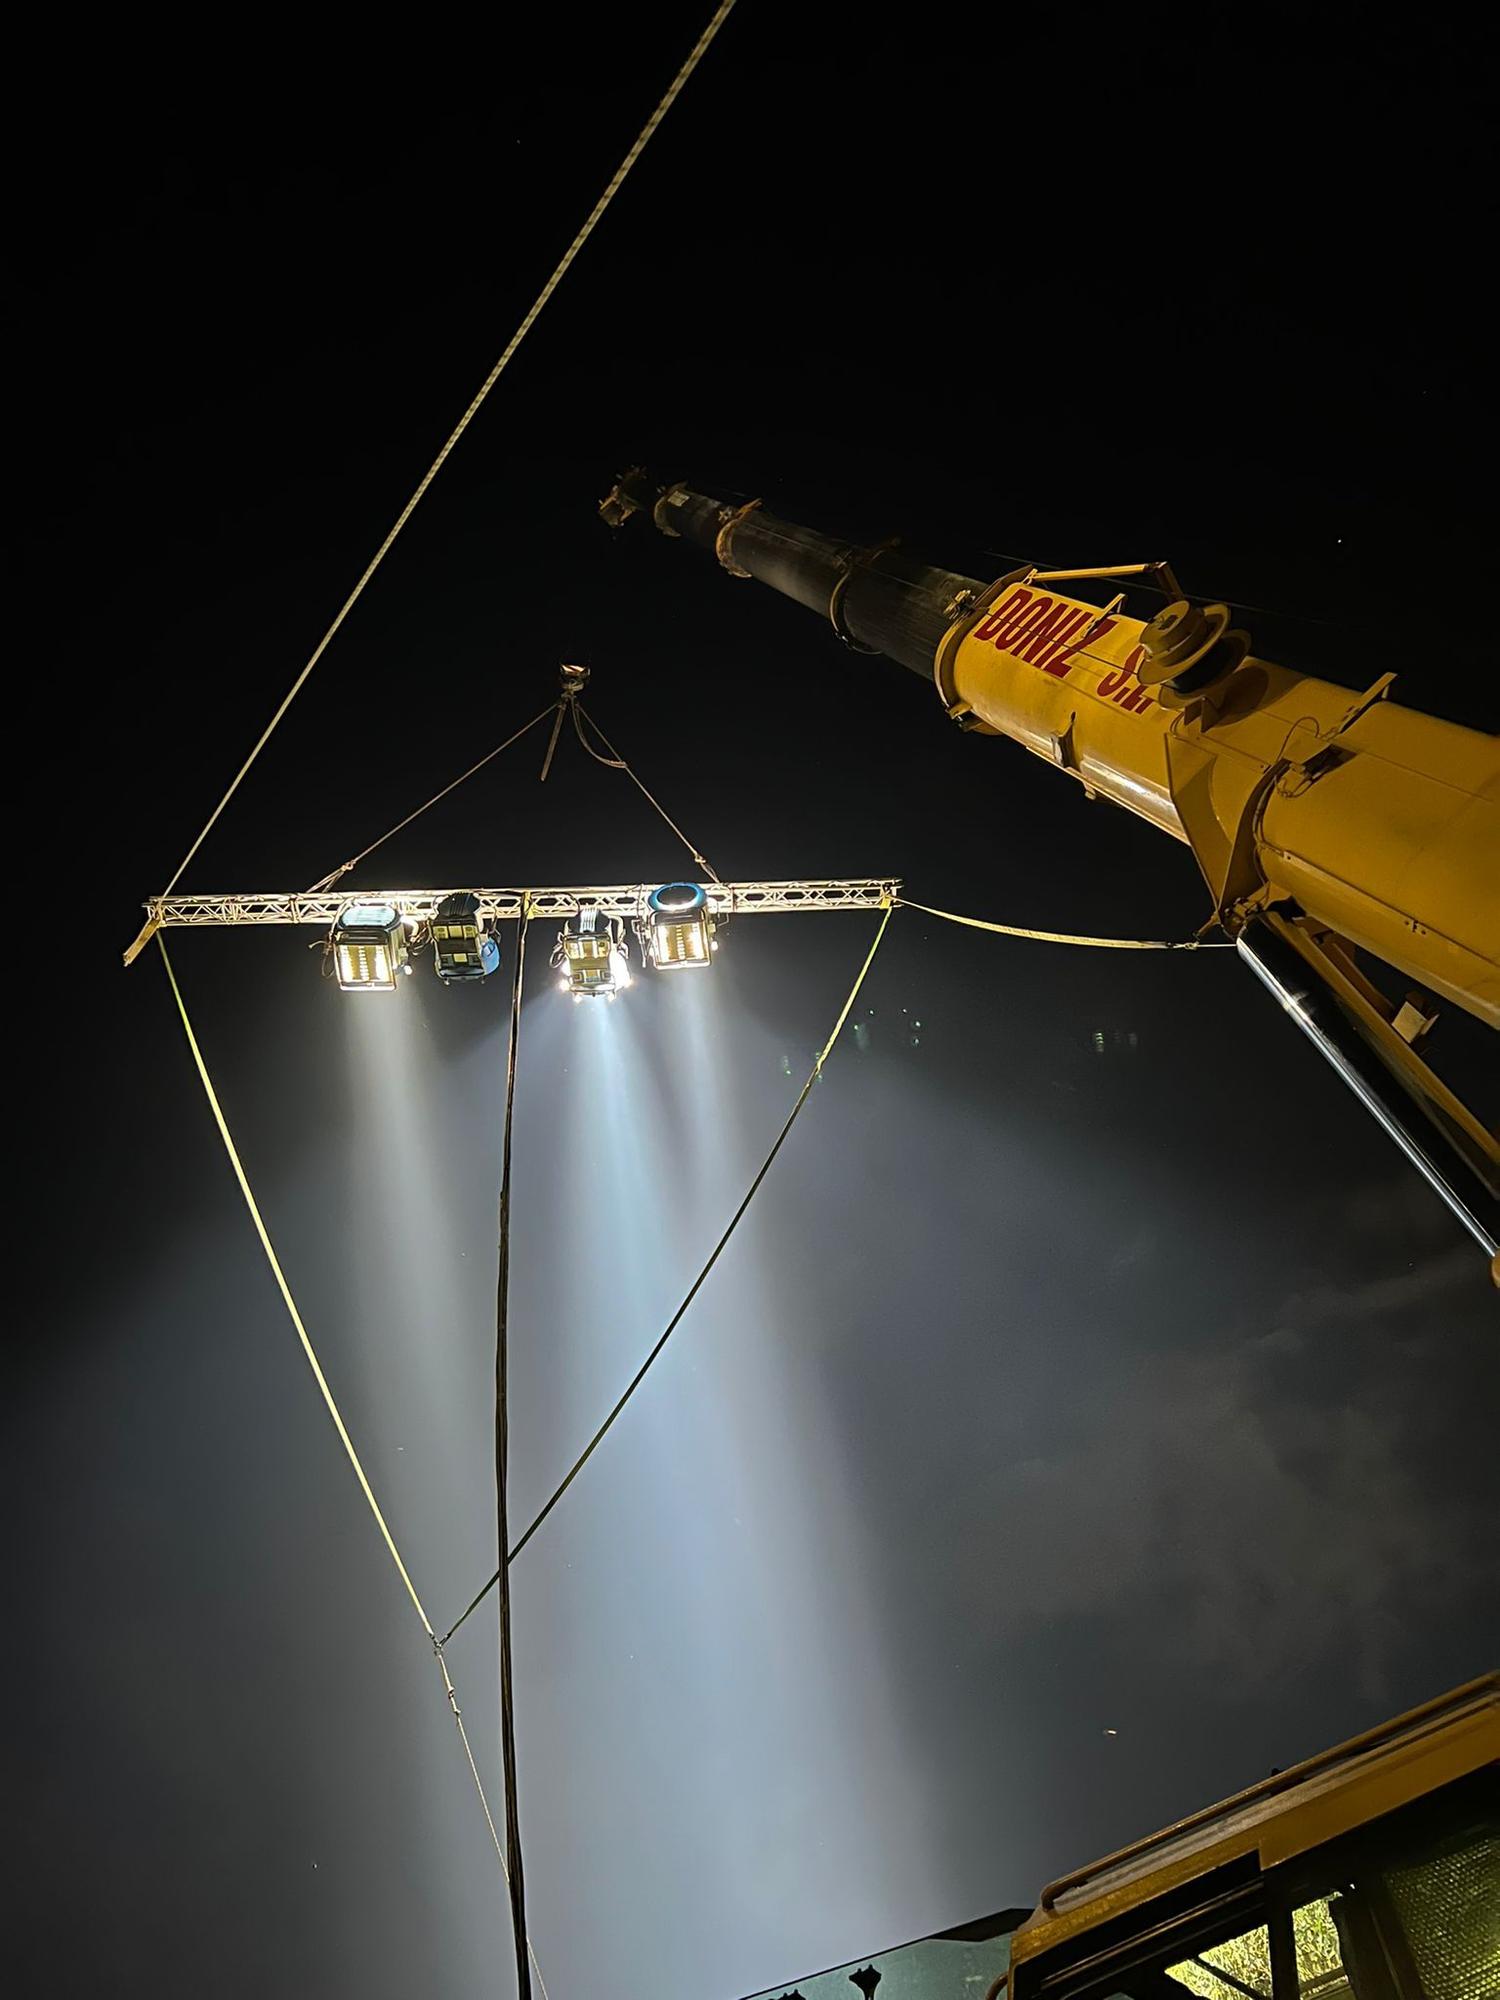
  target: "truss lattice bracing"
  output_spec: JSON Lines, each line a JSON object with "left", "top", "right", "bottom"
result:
{"left": 144, "top": 879, "right": 901, "bottom": 932}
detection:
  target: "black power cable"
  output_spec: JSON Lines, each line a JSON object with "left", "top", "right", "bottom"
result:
{"left": 442, "top": 903, "right": 895, "bottom": 1648}
{"left": 494, "top": 915, "right": 533, "bottom": 2000}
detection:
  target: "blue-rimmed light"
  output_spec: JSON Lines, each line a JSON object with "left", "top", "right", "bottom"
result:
{"left": 332, "top": 902, "right": 408, "bottom": 992}
{"left": 646, "top": 882, "right": 716, "bottom": 970}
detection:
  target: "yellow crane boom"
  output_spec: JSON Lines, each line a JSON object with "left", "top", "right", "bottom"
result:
{"left": 601, "top": 473, "right": 1499, "bottom": 1270}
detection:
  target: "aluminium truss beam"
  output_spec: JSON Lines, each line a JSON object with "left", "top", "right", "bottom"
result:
{"left": 138, "top": 879, "right": 901, "bottom": 938}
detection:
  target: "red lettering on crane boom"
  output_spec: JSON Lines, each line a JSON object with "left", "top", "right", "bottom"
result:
{"left": 1097, "top": 645, "right": 1154, "bottom": 710}
{"left": 994, "top": 593, "right": 1055, "bottom": 650}
{"left": 973, "top": 587, "right": 1034, "bottom": 645}
{"left": 969, "top": 590, "right": 1155, "bottom": 713}
{"left": 1053, "top": 615, "right": 1116, "bottom": 676}
{"left": 1021, "top": 606, "right": 1092, "bottom": 673}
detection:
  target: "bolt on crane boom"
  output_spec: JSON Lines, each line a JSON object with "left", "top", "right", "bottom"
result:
{"left": 600, "top": 471, "right": 1500, "bottom": 1272}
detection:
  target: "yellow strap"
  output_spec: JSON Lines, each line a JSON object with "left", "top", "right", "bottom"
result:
{"left": 157, "top": 937, "right": 433, "bottom": 1630}
{"left": 896, "top": 896, "right": 1224, "bottom": 951}
{"left": 817, "top": 898, "right": 894, "bottom": 1064}
{"left": 158, "top": 937, "right": 553, "bottom": 1999}
{"left": 122, "top": 914, "right": 161, "bottom": 969}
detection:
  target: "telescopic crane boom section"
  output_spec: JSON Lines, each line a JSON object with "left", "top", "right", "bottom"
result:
{"left": 601, "top": 472, "right": 1500, "bottom": 1270}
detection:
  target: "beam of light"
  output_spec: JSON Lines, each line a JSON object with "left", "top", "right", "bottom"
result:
{"left": 338, "top": 977, "right": 503, "bottom": 1595}
{"left": 487, "top": 952, "right": 923, "bottom": 1997}
{"left": 334, "top": 967, "right": 558, "bottom": 1990}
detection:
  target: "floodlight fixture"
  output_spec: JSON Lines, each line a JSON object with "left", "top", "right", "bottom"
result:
{"left": 554, "top": 906, "right": 631, "bottom": 1000}
{"left": 431, "top": 892, "right": 500, "bottom": 982}
{"left": 643, "top": 881, "right": 717, "bottom": 970}
{"left": 332, "top": 902, "right": 408, "bottom": 992}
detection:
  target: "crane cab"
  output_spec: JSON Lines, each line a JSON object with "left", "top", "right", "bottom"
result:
{"left": 1006, "top": 1674, "right": 1497, "bottom": 2000}
{"left": 736, "top": 1676, "right": 1498, "bottom": 2000}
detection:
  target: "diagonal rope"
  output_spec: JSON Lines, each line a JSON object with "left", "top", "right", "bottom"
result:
{"left": 157, "top": 936, "right": 549, "bottom": 2000}
{"left": 305, "top": 702, "right": 557, "bottom": 893}
{"left": 575, "top": 702, "right": 723, "bottom": 882}
{"left": 441, "top": 900, "right": 895, "bottom": 1647}
{"left": 895, "top": 896, "right": 1232, "bottom": 949}
{"left": 159, "top": 934, "right": 432, "bottom": 1625}
{"left": 158, "top": 0, "right": 741, "bottom": 901}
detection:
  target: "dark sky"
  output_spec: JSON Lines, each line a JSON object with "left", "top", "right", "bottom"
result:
{"left": 13, "top": 8, "right": 1498, "bottom": 1998}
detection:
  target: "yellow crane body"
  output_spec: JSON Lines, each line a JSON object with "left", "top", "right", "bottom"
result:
{"left": 1006, "top": 1672, "right": 1499, "bottom": 2000}
{"left": 602, "top": 473, "right": 1500, "bottom": 1267}
{"left": 739, "top": 1676, "right": 1499, "bottom": 1999}
{"left": 936, "top": 574, "right": 1500, "bottom": 1027}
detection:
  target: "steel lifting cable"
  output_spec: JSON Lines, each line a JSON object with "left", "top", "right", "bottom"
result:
{"left": 155, "top": 0, "right": 741, "bottom": 906}
{"left": 304, "top": 702, "right": 558, "bottom": 894}
{"left": 574, "top": 702, "right": 723, "bottom": 882}
{"left": 441, "top": 900, "right": 895, "bottom": 1648}
{"left": 977, "top": 545, "right": 1329, "bottom": 626}
{"left": 734, "top": 517, "right": 1356, "bottom": 690}
{"left": 895, "top": 897, "right": 1232, "bottom": 950}
{"left": 157, "top": 936, "right": 551, "bottom": 2000}
{"left": 744, "top": 513, "right": 1318, "bottom": 631}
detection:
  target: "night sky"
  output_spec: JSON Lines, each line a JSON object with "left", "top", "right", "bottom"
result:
{"left": 14, "top": 9, "right": 1498, "bottom": 1997}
